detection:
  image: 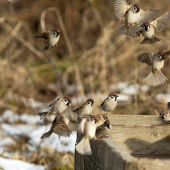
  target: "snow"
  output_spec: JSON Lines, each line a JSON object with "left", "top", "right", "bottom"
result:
{"left": 0, "top": 157, "right": 45, "bottom": 170}
{"left": 0, "top": 110, "right": 77, "bottom": 157}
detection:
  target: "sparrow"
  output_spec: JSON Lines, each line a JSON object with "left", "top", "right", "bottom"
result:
{"left": 160, "top": 102, "right": 170, "bottom": 122}
{"left": 138, "top": 12, "right": 170, "bottom": 44}
{"left": 114, "top": 0, "right": 160, "bottom": 39}
{"left": 34, "top": 29, "right": 60, "bottom": 51}
{"left": 73, "top": 99, "right": 94, "bottom": 117}
{"left": 41, "top": 115, "right": 80, "bottom": 139}
{"left": 38, "top": 96, "right": 74, "bottom": 121}
{"left": 137, "top": 51, "right": 170, "bottom": 86}
{"left": 99, "top": 92, "right": 118, "bottom": 112}
{"left": 96, "top": 120, "right": 112, "bottom": 138}
{"left": 75, "top": 114, "right": 105, "bottom": 155}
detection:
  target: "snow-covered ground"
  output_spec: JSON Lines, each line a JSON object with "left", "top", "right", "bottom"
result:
{"left": 0, "top": 110, "right": 77, "bottom": 170}
{"left": 0, "top": 157, "right": 45, "bottom": 170}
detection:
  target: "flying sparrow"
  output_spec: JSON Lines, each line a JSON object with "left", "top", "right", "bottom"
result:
{"left": 75, "top": 114, "right": 105, "bottom": 155}
{"left": 114, "top": 0, "right": 160, "bottom": 39}
{"left": 160, "top": 102, "right": 170, "bottom": 122}
{"left": 137, "top": 51, "right": 170, "bottom": 86}
{"left": 99, "top": 92, "right": 118, "bottom": 112}
{"left": 41, "top": 115, "right": 80, "bottom": 139}
{"left": 96, "top": 120, "right": 112, "bottom": 138}
{"left": 138, "top": 12, "right": 170, "bottom": 44}
{"left": 73, "top": 99, "right": 94, "bottom": 117}
{"left": 38, "top": 96, "right": 74, "bottom": 121}
{"left": 34, "top": 29, "right": 60, "bottom": 51}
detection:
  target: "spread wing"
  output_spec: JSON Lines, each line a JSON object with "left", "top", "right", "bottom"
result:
{"left": 62, "top": 105, "right": 75, "bottom": 121}
{"left": 34, "top": 31, "right": 50, "bottom": 40}
{"left": 137, "top": 53, "right": 154, "bottom": 66}
{"left": 114, "top": 0, "right": 131, "bottom": 20}
{"left": 52, "top": 118, "right": 71, "bottom": 138}
{"left": 151, "top": 12, "right": 170, "bottom": 32}
{"left": 67, "top": 120, "right": 80, "bottom": 132}
{"left": 139, "top": 9, "right": 160, "bottom": 24}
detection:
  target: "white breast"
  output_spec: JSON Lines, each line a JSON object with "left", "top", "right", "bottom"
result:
{"left": 142, "top": 26, "right": 155, "bottom": 38}
{"left": 153, "top": 58, "right": 164, "bottom": 71}
{"left": 126, "top": 10, "right": 141, "bottom": 24}
{"left": 84, "top": 121, "right": 96, "bottom": 139}
{"left": 49, "top": 34, "right": 60, "bottom": 46}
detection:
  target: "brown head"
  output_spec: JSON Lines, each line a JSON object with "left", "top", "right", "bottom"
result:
{"left": 160, "top": 109, "right": 169, "bottom": 120}
{"left": 51, "top": 29, "right": 60, "bottom": 37}
{"left": 108, "top": 92, "right": 118, "bottom": 97}
{"left": 108, "top": 92, "right": 119, "bottom": 101}
{"left": 158, "top": 51, "right": 170, "bottom": 60}
{"left": 64, "top": 96, "right": 72, "bottom": 105}
{"left": 101, "top": 114, "right": 108, "bottom": 120}
{"left": 133, "top": 4, "right": 141, "bottom": 12}
{"left": 86, "top": 98, "right": 94, "bottom": 106}
{"left": 103, "top": 120, "right": 112, "bottom": 129}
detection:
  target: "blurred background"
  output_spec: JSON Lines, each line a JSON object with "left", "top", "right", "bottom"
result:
{"left": 0, "top": 0, "right": 170, "bottom": 169}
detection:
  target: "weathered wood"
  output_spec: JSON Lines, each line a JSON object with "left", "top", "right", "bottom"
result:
{"left": 107, "top": 115, "right": 162, "bottom": 125}
{"left": 75, "top": 115, "right": 170, "bottom": 170}
{"left": 110, "top": 125, "right": 170, "bottom": 154}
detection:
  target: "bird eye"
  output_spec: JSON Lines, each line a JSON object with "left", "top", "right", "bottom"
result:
{"left": 134, "top": 6, "right": 136, "bottom": 10}
{"left": 91, "top": 118, "right": 94, "bottom": 121}
{"left": 165, "top": 114, "right": 167, "bottom": 117}
{"left": 142, "top": 25, "right": 145, "bottom": 28}
{"left": 103, "top": 118, "right": 106, "bottom": 121}
{"left": 148, "top": 25, "right": 150, "bottom": 29}
{"left": 103, "top": 124, "right": 107, "bottom": 127}
{"left": 64, "top": 99, "right": 67, "bottom": 102}
{"left": 88, "top": 101, "right": 91, "bottom": 104}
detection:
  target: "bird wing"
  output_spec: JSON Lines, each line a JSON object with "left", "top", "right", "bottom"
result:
{"left": 114, "top": 0, "right": 131, "bottom": 20}
{"left": 151, "top": 12, "right": 170, "bottom": 32}
{"left": 139, "top": 9, "right": 160, "bottom": 24}
{"left": 73, "top": 103, "right": 85, "bottom": 113}
{"left": 67, "top": 120, "right": 81, "bottom": 132}
{"left": 137, "top": 53, "right": 154, "bottom": 66}
{"left": 62, "top": 105, "right": 75, "bottom": 120}
{"left": 34, "top": 31, "right": 50, "bottom": 40}
{"left": 52, "top": 119, "right": 71, "bottom": 137}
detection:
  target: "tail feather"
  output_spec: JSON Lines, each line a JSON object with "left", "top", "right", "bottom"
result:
{"left": 75, "top": 138, "right": 92, "bottom": 155}
{"left": 38, "top": 111, "right": 48, "bottom": 119}
{"left": 144, "top": 70, "right": 168, "bottom": 86}
{"left": 115, "top": 24, "right": 141, "bottom": 39}
{"left": 141, "top": 37, "right": 161, "bottom": 44}
{"left": 41, "top": 129, "right": 53, "bottom": 139}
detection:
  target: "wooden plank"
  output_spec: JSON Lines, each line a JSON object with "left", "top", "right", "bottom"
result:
{"left": 109, "top": 125, "right": 170, "bottom": 154}
{"left": 107, "top": 115, "right": 162, "bottom": 125}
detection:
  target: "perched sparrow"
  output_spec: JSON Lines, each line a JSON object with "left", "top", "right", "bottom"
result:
{"left": 99, "top": 92, "right": 118, "bottom": 112}
{"left": 114, "top": 0, "right": 160, "bottom": 39}
{"left": 38, "top": 96, "right": 74, "bottom": 120}
{"left": 73, "top": 99, "right": 94, "bottom": 117}
{"left": 76, "top": 114, "right": 105, "bottom": 155}
{"left": 137, "top": 51, "right": 170, "bottom": 86}
{"left": 96, "top": 120, "right": 112, "bottom": 138}
{"left": 160, "top": 102, "right": 170, "bottom": 122}
{"left": 34, "top": 29, "right": 60, "bottom": 51}
{"left": 41, "top": 115, "right": 80, "bottom": 139}
{"left": 138, "top": 12, "right": 170, "bottom": 44}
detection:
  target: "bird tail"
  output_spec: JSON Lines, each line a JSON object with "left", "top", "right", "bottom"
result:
{"left": 144, "top": 70, "right": 168, "bottom": 86}
{"left": 75, "top": 137, "right": 92, "bottom": 155}
{"left": 115, "top": 24, "right": 141, "bottom": 39}
{"left": 38, "top": 111, "right": 48, "bottom": 119}
{"left": 41, "top": 129, "right": 53, "bottom": 139}
{"left": 140, "top": 37, "right": 161, "bottom": 44}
